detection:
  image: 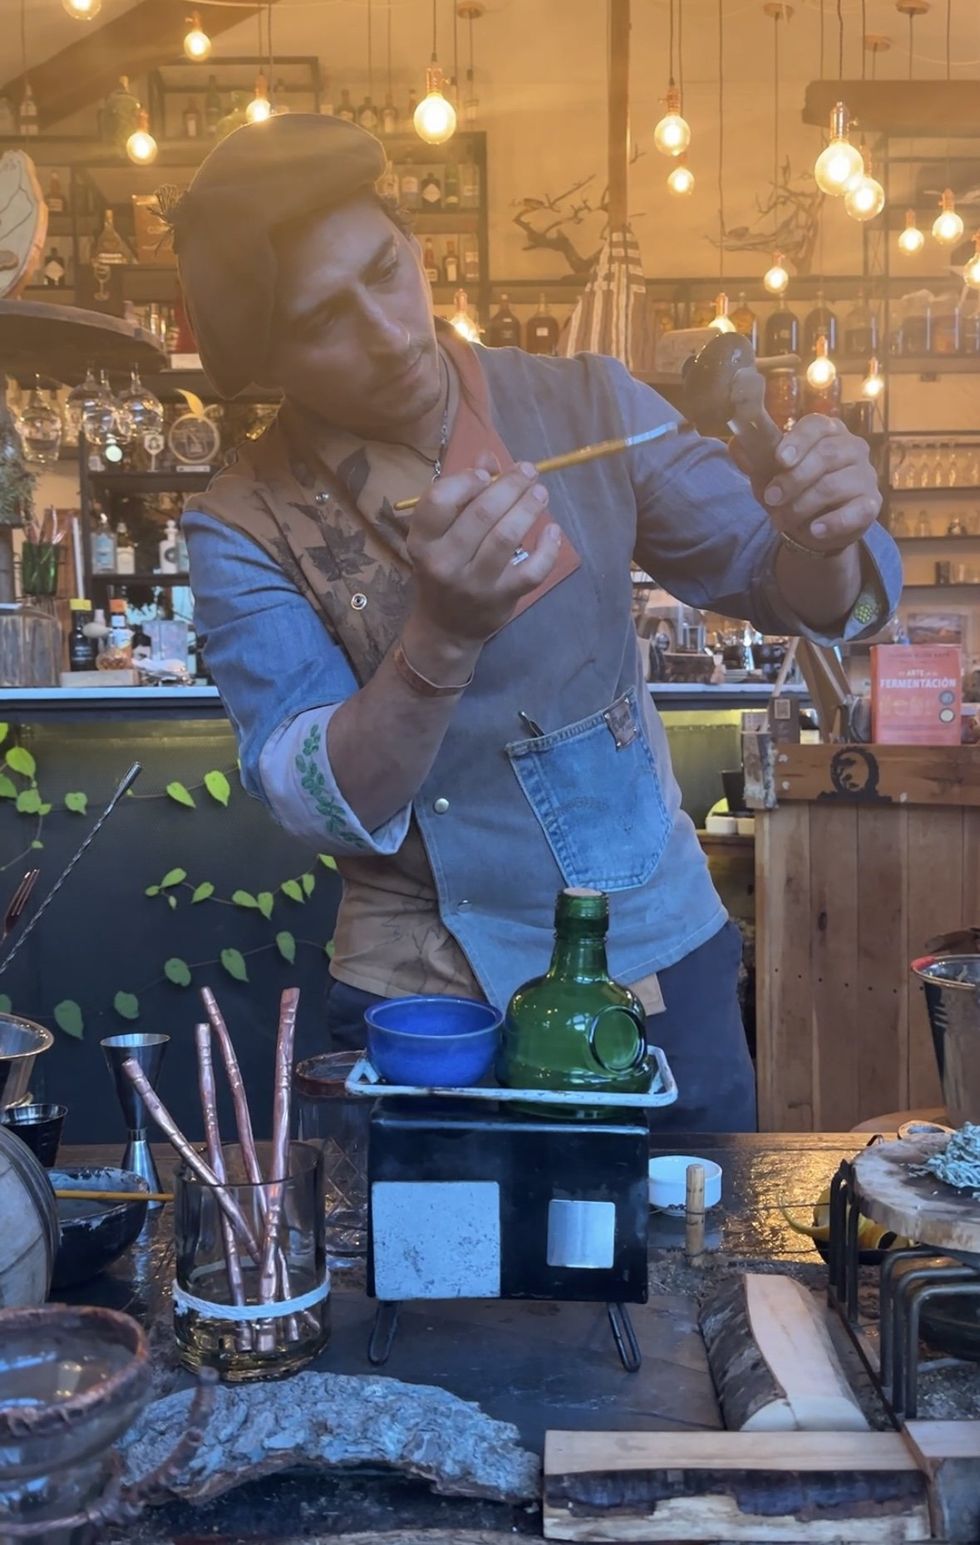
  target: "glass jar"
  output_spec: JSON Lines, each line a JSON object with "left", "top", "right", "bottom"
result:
{"left": 294, "top": 1050, "right": 370, "bottom": 1266}
{"left": 173, "top": 1141, "right": 327, "bottom": 1382}
{"left": 0, "top": 601, "right": 60, "bottom": 686}
{"left": 764, "top": 368, "right": 801, "bottom": 431}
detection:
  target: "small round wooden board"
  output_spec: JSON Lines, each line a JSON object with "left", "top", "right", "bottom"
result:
{"left": 853, "top": 1134, "right": 980, "bottom": 1257}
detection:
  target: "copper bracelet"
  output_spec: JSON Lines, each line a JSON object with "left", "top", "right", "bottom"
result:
{"left": 391, "top": 640, "right": 474, "bottom": 698}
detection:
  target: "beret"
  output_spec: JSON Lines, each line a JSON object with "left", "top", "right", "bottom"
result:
{"left": 162, "top": 114, "right": 386, "bottom": 397}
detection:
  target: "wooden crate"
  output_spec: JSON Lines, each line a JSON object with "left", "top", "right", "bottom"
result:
{"left": 754, "top": 745, "right": 980, "bottom": 1131}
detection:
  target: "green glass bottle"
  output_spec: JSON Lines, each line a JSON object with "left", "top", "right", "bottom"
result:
{"left": 498, "top": 888, "right": 651, "bottom": 1115}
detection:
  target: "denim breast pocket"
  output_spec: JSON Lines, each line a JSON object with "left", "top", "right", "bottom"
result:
{"left": 506, "top": 689, "right": 671, "bottom": 891}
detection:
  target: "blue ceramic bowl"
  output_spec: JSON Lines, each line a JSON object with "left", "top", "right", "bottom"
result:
{"left": 364, "top": 996, "right": 501, "bottom": 1088}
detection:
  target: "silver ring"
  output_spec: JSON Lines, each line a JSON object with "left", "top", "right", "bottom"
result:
{"left": 511, "top": 546, "right": 530, "bottom": 566}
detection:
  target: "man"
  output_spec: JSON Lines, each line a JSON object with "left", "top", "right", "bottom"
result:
{"left": 175, "top": 115, "right": 901, "bottom": 1131}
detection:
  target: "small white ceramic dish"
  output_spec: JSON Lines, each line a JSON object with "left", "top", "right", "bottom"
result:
{"left": 648, "top": 1154, "right": 723, "bottom": 1212}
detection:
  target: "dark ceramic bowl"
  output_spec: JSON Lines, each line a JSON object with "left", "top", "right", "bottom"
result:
{"left": 48, "top": 1166, "right": 150, "bottom": 1290}
{"left": 364, "top": 996, "right": 501, "bottom": 1087}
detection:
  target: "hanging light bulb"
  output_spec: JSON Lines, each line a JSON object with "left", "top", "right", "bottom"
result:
{"left": 654, "top": 84, "right": 691, "bottom": 157}
{"left": 125, "top": 109, "right": 158, "bottom": 166}
{"left": 246, "top": 72, "right": 273, "bottom": 124}
{"left": 763, "top": 251, "right": 789, "bottom": 295}
{"left": 449, "top": 288, "right": 480, "bottom": 343}
{"left": 814, "top": 101, "right": 864, "bottom": 196}
{"left": 964, "top": 234, "right": 980, "bottom": 289}
{"left": 666, "top": 156, "right": 695, "bottom": 196}
{"left": 843, "top": 159, "right": 886, "bottom": 222}
{"left": 932, "top": 187, "right": 964, "bottom": 246}
{"left": 414, "top": 62, "right": 457, "bottom": 144}
{"left": 62, "top": 0, "right": 101, "bottom": 18}
{"left": 860, "top": 356, "right": 885, "bottom": 400}
{"left": 708, "top": 293, "right": 736, "bottom": 333}
{"left": 805, "top": 334, "right": 837, "bottom": 389}
{"left": 898, "top": 208, "right": 925, "bottom": 255}
{"left": 183, "top": 11, "right": 212, "bottom": 61}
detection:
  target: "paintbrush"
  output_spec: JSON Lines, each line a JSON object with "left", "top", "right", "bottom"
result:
{"left": 55, "top": 1188, "right": 174, "bottom": 1203}
{"left": 391, "top": 419, "right": 683, "bottom": 512}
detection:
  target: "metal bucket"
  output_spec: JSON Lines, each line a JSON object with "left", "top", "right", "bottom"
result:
{"left": 911, "top": 955, "right": 980, "bottom": 1127}
{"left": 0, "top": 1015, "right": 54, "bottom": 1111}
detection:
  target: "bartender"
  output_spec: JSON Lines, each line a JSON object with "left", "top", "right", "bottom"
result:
{"left": 175, "top": 115, "right": 901, "bottom": 1131}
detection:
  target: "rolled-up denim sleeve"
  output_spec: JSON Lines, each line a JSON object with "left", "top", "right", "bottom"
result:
{"left": 184, "top": 510, "right": 411, "bottom": 855}
{"left": 602, "top": 357, "right": 902, "bottom": 642}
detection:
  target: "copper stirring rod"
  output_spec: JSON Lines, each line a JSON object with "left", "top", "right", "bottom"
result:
{"left": 391, "top": 419, "right": 683, "bottom": 513}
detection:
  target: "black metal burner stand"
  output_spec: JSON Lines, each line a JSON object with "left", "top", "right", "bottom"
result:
{"left": 827, "top": 1158, "right": 980, "bottom": 1420}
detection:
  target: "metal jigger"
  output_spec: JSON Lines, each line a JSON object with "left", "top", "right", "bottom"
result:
{"left": 100, "top": 1033, "right": 170, "bottom": 1208}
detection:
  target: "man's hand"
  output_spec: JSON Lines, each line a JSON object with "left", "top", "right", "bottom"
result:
{"left": 760, "top": 414, "right": 882, "bottom": 555}
{"left": 406, "top": 450, "right": 562, "bottom": 644}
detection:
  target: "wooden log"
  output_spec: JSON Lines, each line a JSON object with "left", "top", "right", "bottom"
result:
{"left": 543, "top": 1430, "right": 930, "bottom": 1543}
{"left": 903, "top": 1420, "right": 980, "bottom": 1545}
{"left": 699, "top": 1275, "right": 867, "bottom": 1433}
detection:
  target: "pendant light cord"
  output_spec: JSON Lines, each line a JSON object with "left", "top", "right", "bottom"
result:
{"left": 20, "top": 0, "right": 26, "bottom": 79}
{"left": 819, "top": 0, "right": 825, "bottom": 77}
{"left": 431, "top": 0, "right": 437, "bottom": 63}
{"left": 861, "top": 0, "right": 866, "bottom": 79}
{"left": 908, "top": 10, "right": 913, "bottom": 78}
{"left": 946, "top": 0, "right": 952, "bottom": 81}
{"left": 387, "top": 0, "right": 393, "bottom": 99}
{"left": 367, "top": 0, "right": 373, "bottom": 100}
{"left": 668, "top": 0, "right": 676, "bottom": 88}
{"left": 717, "top": 0, "right": 724, "bottom": 281}
{"left": 678, "top": 0, "right": 684, "bottom": 101}
{"left": 837, "top": 0, "right": 844, "bottom": 79}
{"left": 773, "top": 9, "right": 780, "bottom": 236}
{"left": 453, "top": 0, "right": 459, "bottom": 98}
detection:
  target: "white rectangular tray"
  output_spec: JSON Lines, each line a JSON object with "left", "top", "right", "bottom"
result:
{"left": 344, "top": 1043, "right": 677, "bottom": 1110}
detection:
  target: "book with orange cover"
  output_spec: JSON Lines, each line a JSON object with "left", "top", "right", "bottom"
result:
{"left": 870, "top": 644, "right": 962, "bottom": 745}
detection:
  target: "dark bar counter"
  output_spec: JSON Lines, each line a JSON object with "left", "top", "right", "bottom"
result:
{"left": 59, "top": 1131, "right": 853, "bottom": 1544}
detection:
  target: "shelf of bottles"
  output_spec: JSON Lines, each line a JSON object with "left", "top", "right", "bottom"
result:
{"left": 884, "top": 431, "right": 980, "bottom": 591}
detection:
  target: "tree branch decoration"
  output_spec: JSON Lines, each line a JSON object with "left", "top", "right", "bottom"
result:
{"left": 709, "top": 156, "right": 824, "bottom": 277}
{"left": 511, "top": 145, "right": 646, "bottom": 276}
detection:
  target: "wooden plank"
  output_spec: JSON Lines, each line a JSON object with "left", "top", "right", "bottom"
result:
{"left": 855, "top": 805, "right": 910, "bottom": 1123}
{"left": 1, "top": 2, "right": 273, "bottom": 132}
{"left": 755, "top": 805, "right": 813, "bottom": 1130}
{"left": 543, "top": 1430, "right": 929, "bottom": 1544}
{"left": 906, "top": 808, "right": 963, "bottom": 1108}
{"left": 809, "top": 802, "right": 859, "bottom": 1129}
{"left": 804, "top": 78, "right": 980, "bottom": 136}
{"left": 904, "top": 1420, "right": 980, "bottom": 1545}
{"left": 606, "top": 0, "right": 630, "bottom": 231}
{"left": 772, "top": 744, "right": 980, "bottom": 809}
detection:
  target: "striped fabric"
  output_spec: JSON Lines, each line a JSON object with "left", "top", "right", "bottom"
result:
{"left": 561, "top": 225, "right": 647, "bottom": 369}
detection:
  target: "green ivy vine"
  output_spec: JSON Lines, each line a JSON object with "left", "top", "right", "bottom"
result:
{"left": 0, "top": 729, "right": 339, "bottom": 1039}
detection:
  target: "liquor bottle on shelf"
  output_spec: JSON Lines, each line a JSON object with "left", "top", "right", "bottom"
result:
{"left": 497, "top": 888, "right": 651, "bottom": 1105}
{"left": 691, "top": 298, "right": 715, "bottom": 328}
{"left": 730, "top": 292, "right": 758, "bottom": 348}
{"left": 443, "top": 161, "right": 460, "bottom": 210}
{"left": 422, "top": 238, "right": 440, "bottom": 283}
{"left": 764, "top": 301, "right": 800, "bottom": 356}
{"left": 462, "top": 238, "right": 480, "bottom": 283}
{"left": 526, "top": 295, "right": 560, "bottom": 355}
{"left": 90, "top": 509, "right": 117, "bottom": 574}
{"left": 182, "top": 99, "right": 202, "bottom": 139}
{"left": 405, "top": 88, "right": 419, "bottom": 129}
{"left": 158, "top": 520, "right": 180, "bottom": 575}
{"left": 358, "top": 95, "right": 379, "bottom": 131}
{"left": 115, "top": 520, "right": 136, "bottom": 575}
{"left": 842, "top": 289, "right": 878, "bottom": 357}
{"left": 204, "top": 75, "right": 222, "bottom": 134}
{"left": 803, "top": 289, "right": 838, "bottom": 354}
{"left": 420, "top": 169, "right": 443, "bottom": 209}
{"left": 92, "top": 208, "right": 131, "bottom": 266}
{"left": 459, "top": 155, "right": 480, "bottom": 210}
{"left": 45, "top": 172, "right": 65, "bottom": 215}
{"left": 68, "top": 600, "right": 98, "bottom": 673}
{"left": 442, "top": 240, "right": 459, "bottom": 284}
{"left": 399, "top": 166, "right": 420, "bottom": 210}
{"left": 42, "top": 247, "right": 67, "bottom": 288}
{"left": 902, "top": 294, "right": 932, "bottom": 356}
{"left": 381, "top": 93, "right": 398, "bottom": 135}
{"left": 932, "top": 295, "right": 962, "bottom": 355}
{"left": 0, "top": 95, "right": 15, "bottom": 135}
{"left": 99, "top": 598, "right": 133, "bottom": 670}
{"left": 336, "top": 88, "right": 355, "bottom": 122}
{"left": 378, "top": 160, "right": 400, "bottom": 202}
{"left": 19, "top": 81, "right": 39, "bottom": 136}
{"left": 487, "top": 294, "right": 521, "bottom": 348}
